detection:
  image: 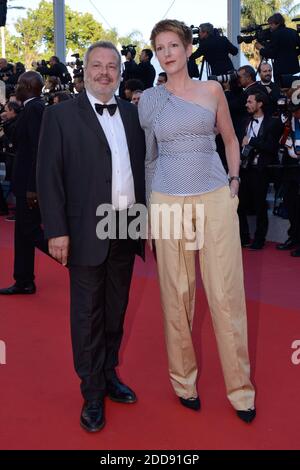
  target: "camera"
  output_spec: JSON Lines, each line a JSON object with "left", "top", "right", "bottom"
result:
{"left": 66, "top": 53, "right": 84, "bottom": 82}
{"left": 241, "top": 144, "right": 256, "bottom": 169}
{"left": 190, "top": 25, "right": 200, "bottom": 45}
{"left": 67, "top": 53, "right": 83, "bottom": 68}
{"left": 190, "top": 24, "right": 223, "bottom": 46}
{"left": 121, "top": 45, "right": 137, "bottom": 59}
{"left": 71, "top": 53, "right": 83, "bottom": 68}
{"left": 35, "top": 59, "right": 47, "bottom": 67}
{"left": 292, "top": 17, "right": 300, "bottom": 34}
{"left": 237, "top": 23, "right": 271, "bottom": 45}
{"left": 208, "top": 70, "right": 238, "bottom": 84}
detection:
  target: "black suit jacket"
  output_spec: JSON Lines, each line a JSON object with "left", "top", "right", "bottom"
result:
{"left": 37, "top": 91, "right": 146, "bottom": 267}
{"left": 12, "top": 97, "right": 45, "bottom": 197}
{"left": 260, "top": 26, "right": 300, "bottom": 81}
{"left": 190, "top": 36, "right": 238, "bottom": 75}
{"left": 231, "top": 82, "right": 270, "bottom": 144}
{"left": 136, "top": 62, "right": 156, "bottom": 89}
{"left": 246, "top": 115, "right": 283, "bottom": 169}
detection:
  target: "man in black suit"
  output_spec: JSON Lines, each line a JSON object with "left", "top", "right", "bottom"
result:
{"left": 137, "top": 49, "right": 156, "bottom": 89}
{"left": 258, "top": 61, "right": 281, "bottom": 113}
{"left": 190, "top": 22, "right": 238, "bottom": 76}
{"left": 238, "top": 92, "right": 283, "bottom": 250}
{"left": 229, "top": 65, "right": 271, "bottom": 144}
{"left": 37, "top": 41, "right": 146, "bottom": 433}
{"left": 256, "top": 13, "right": 300, "bottom": 84}
{"left": 0, "top": 71, "right": 48, "bottom": 295}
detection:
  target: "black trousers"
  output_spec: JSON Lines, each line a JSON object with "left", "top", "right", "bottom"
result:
{"left": 0, "top": 184, "right": 8, "bottom": 213}
{"left": 282, "top": 177, "right": 300, "bottom": 243}
{"left": 14, "top": 197, "right": 49, "bottom": 284}
{"left": 238, "top": 167, "right": 269, "bottom": 243}
{"left": 69, "top": 238, "right": 135, "bottom": 401}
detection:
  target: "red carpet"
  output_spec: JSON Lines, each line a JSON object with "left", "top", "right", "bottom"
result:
{"left": 0, "top": 217, "right": 300, "bottom": 450}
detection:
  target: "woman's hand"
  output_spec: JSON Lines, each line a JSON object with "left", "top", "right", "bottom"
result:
{"left": 230, "top": 180, "right": 240, "bottom": 198}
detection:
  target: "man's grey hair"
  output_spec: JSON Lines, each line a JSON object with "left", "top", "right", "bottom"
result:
{"left": 199, "top": 23, "right": 214, "bottom": 36}
{"left": 84, "top": 41, "right": 121, "bottom": 69}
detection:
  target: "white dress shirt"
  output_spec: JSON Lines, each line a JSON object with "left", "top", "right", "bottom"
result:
{"left": 24, "top": 97, "right": 36, "bottom": 107}
{"left": 247, "top": 115, "right": 264, "bottom": 165}
{"left": 86, "top": 90, "right": 135, "bottom": 211}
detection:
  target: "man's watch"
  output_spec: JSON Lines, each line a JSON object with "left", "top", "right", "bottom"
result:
{"left": 229, "top": 176, "right": 241, "bottom": 184}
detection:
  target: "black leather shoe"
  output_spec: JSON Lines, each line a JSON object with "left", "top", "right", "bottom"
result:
{"left": 236, "top": 408, "right": 256, "bottom": 423}
{"left": 80, "top": 400, "right": 105, "bottom": 433}
{"left": 249, "top": 241, "right": 264, "bottom": 250}
{"left": 241, "top": 237, "right": 251, "bottom": 248}
{"left": 106, "top": 377, "right": 137, "bottom": 404}
{"left": 0, "top": 282, "right": 36, "bottom": 295}
{"left": 179, "top": 397, "right": 201, "bottom": 411}
{"left": 276, "top": 238, "right": 298, "bottom": 251}
{"left": 291, "top": 249, "right": 300, "bottom": 257}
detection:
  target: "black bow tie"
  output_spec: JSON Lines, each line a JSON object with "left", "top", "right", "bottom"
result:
{"left": 251, "top": 117, "right": 259, "bottom": 124}
{"left": 95, "top": 103, "right": 118, "bottom": 116}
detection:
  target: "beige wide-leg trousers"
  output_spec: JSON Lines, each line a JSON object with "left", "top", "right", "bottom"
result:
{"left": 150, "top": 185, "right": 255, "bottom": 411}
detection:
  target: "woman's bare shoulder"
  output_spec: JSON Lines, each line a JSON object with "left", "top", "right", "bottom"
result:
{"left": 193, "top": 80, "right": 223, "bottom": 95}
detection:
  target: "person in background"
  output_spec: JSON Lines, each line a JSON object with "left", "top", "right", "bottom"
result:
{"left": 53, "top": 91, "right": 73, "bottom": 105}
{"left": 257, "top": 62, "right": 281, "bottom": 113}
{"left": 0, "top": 71, "right": 48, "bottom": 295}
{"left": 131, "top": 89, "right": 143, "bottom": 106}
{"left": 137, "top": 48, "right": 156, "bottom": 89}
{"left": 73, "top": 74, "right": 85, "bottom": 94}
{"left": 156, "top": 72, "right": 168, "bottom": 86}
{"left": 123, "top": 78, "right": 144, "bottom": 102}
{"left": 255, "top": 13, "right": 300, "bottom": 84}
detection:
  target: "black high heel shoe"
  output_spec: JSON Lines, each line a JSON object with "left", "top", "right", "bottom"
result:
{"left": 236, "top": 408, "right": 256, "bottom": 423}
{"left": 179, "top": 397, "right": 201, "bottom": 411}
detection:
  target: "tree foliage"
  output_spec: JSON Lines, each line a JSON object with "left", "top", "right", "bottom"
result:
{"left": 4, "top": 0, "right": 145, "bottom": 68}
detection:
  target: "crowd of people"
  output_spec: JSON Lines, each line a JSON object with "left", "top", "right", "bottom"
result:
{"left": 0, "top": 12, "right": 300, "bottom": 433}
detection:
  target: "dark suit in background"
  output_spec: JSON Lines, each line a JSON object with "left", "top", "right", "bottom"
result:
{"left": 190, "top": 35, "right": 238, "bottom": 75}
{"left": 11, "top": 97, "right": 48, "bottom": 285}
{"left": 136, "top": 61, "right": 156, "bottom": 89}
{"left": 238, "top": 115, "right": 283, "bottom": 245}
{"left": 37, "top": 91, "right": 145, "bottom": 401}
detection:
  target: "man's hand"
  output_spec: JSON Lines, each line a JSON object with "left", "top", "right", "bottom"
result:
{"left": 49, "top": 236, "right": 70, "bottom": 266}
{"left": 242, "top": 136, "right": 249, "bottom": 147}
{"left": 26, "top": 191, "right": 39, "bottom": 210}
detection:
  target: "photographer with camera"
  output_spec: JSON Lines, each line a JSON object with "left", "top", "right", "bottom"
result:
{"left": 189, "top": 22, "right": 238, "bottom": 76}
{"left": 0, "top": 58, "right": 20, "bottom": 95}
{"left": 238, "top": 92, "right": 283, "bottom": 249}
{"left": 255, "top": 13, "right": 300, "bottom": 84}
{"left": 0, "top": 58, "right": 13, "bottom": 81}
{"left": 36, "top": 56, "right": 71, "bottom": 86}
{"left": 119, "top": 45, "right": 139, "bottom": 99}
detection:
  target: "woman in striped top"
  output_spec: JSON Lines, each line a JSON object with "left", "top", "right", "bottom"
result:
{"left": 138, "top": 19, "right": 256, "bottom": 423}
